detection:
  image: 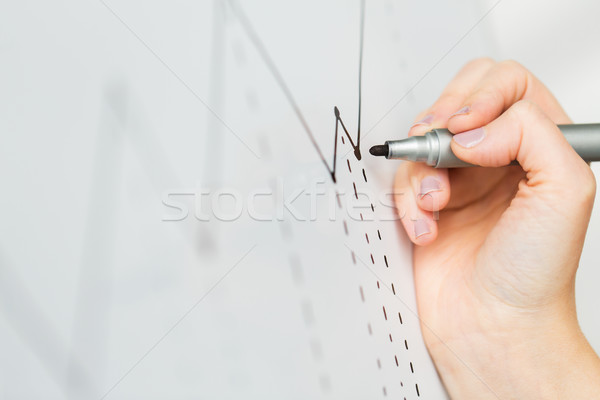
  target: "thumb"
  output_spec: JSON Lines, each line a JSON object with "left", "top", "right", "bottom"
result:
{"left": 450, "top": 100, "right": 594, "bottom": 195}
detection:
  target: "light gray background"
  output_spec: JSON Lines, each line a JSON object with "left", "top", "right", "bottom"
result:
{"left": 0, "top": 0, "right": 599, "bottom": 398}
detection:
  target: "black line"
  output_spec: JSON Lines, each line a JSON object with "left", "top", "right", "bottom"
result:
{"left": 357, "top": 0, "right": 365, "bottom": 151}
{"left": 332, "top": 108, "right": 339, "bottom": 180}
{"left": 330, "top": 0, "right": 365, "bottom": 173}
{"left": 230, "top": 0, "right": 335, "bottom": 181}
{"left": 335, "top": 107, "right": 362, "bottom": 162}
{"left": 231, "top": 0, "right": 366, "bottom": 183}
{"left": 344, "top": 243, "right": 502, "bottom": 400}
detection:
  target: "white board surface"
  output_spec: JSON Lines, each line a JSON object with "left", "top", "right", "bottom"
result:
{"left": 0, "top": 0, "right": 494, "bottom": 398}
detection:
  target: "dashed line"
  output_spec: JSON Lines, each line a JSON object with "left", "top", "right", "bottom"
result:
{"left": 338, "top": 139, "right": 423, "bottom": 398}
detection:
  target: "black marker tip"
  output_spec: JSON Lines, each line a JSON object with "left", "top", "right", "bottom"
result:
{"left": 369, "top": 144, "right": 388, "bottom": 157}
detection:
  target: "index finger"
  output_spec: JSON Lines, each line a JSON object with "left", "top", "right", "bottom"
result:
{"left": 408, "top": 57, "right": 497, "bottom": 137}
{"left": 447, "top": 60, "right": 572, "bottom": 135}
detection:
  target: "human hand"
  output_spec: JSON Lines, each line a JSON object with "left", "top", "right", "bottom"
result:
{"left": 394, "top": 59, "right": 600, "bottom": 399}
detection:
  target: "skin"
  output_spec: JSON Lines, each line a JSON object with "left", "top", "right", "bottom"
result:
{"left": 394, "top": 58, "right": 600, "bottom": 399}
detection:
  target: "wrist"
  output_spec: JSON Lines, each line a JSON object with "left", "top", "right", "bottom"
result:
{"left": 427, "top": 307, "right": 600, "bottom": 399}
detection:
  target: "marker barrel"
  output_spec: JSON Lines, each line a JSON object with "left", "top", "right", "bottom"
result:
{"left": 386, "top": 123, "right": 600, "bottom": 168}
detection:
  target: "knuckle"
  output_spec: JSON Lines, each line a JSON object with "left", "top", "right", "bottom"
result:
{"left": 558, "top": 163, "right": 596, "bottom": 209}
{"left": 496, "top": 60, "right": 530, "bottom": 87}
{"left": 466, "top": 57, "right": 496, "bottom": 70}
{"left": 576, "top": 166, "right": 596, "bottom": 204}
{"left": 477, "top": 86, "right": 504, "bottom": 105}
{"left": 436, "top": 92, "right": 463, "bottom": 105}
{"left": 498, "top": 59, "right": 525, "bottom": 73}
{"left": 511, "top": 99, "right": 540, "bottom": 118}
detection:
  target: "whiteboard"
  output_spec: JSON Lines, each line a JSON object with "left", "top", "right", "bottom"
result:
{"left": 0, "top": 0, "right": 494, "bottom": 398}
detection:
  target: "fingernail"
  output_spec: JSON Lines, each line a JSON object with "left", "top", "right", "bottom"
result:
{"left": 453, "top": 127, "right": 485, "bottom": 148}
{"left": 450, "top": 105, "right": 471, "bottom": 118}
{"left": 413, "top": 219, "right": 430, "bottom": 238}
{"left": 419, "top": 176, "right": 441, "bottom": 198}
{"left": 411, "top": 113, "right": 434, "bottom": 128}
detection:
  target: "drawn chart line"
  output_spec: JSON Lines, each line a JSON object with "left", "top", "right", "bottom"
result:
{"left": 343, "top": 243, "right": 501, "bottom": 400}
{"left": 230, "top": 0, "right": 365, "bottom": 183}
{"left": 228, "top": 0, "right": 333, "bottom": 178}
{"left": 357, "top": 0, "right": 365, "bottom": 153}
{"left": 99, "top": 245, "right": 257, "bottom": 400}
{"left": 332, "top": 108, "right": 340, "bottom": 179}
{"left": 334, "top": 107, "right": 362, "bottom": 162}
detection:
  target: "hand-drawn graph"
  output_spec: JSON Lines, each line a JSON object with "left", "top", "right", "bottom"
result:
{"left": 224, "top": 1, "right": 445, "bottom": 397}
{"left": 230, "top": 0, "right": 365, "bottom": 183}
{"left": 0, "top": 0, "right": 493, "bottom": 398}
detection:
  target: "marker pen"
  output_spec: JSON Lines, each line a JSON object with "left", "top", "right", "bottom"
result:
{"left": 369, "top": 123, "right": 600, "bottom": 168}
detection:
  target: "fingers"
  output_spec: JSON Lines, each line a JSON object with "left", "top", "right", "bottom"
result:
{"left": 393, "top": 162, "right": 451, "bottom": 247}
{"left": 409, "top": 59, "right": 496, "bottom": 208}
{"left": 451, "top": 100, "right": 594, "bottom": 189}
{"left": 447, "top": 60, "right": 571, "bottom": 135}
{"left": 409, "top": 57, "right": 496, "bottom": 137}
{"left": 394, "top": 163, "right": 440, "bottom": 246}
{"left": 397, "top": 59, "right": 588, "bottom": 248}
{"left": 414, "top": 165, "right": 450, "bottom": 212}
{"left": 398, "top": 58, "right": 495, "bottom": 245}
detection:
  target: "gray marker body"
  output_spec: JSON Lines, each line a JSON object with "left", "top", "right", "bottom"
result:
{"left": 385, "top": 123, "right": 600, "bottom": 168}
